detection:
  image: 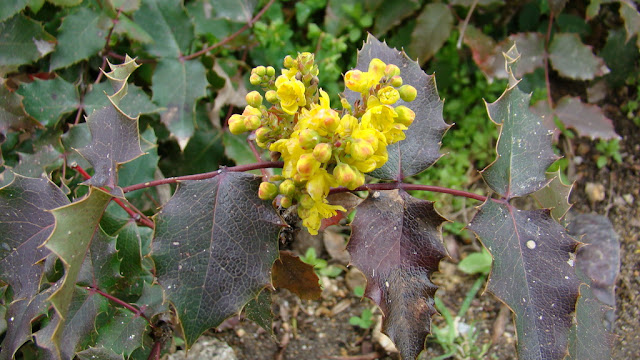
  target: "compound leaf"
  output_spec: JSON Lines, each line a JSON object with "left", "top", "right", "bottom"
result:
{"left": 16, "top": 76, "right": 79, "bottom": 128}
{"left": 346, "top": 34, "right": 449, "bottom": 181}
{"left": 347, "top": 189, "right": 447, "bottom": 360}
{"left": 482, "top": 73, "right": 558, "bottom": 199}
{"left": 0, "top": 175, "right": 69, "bottom": 359}
{"left": 549, "top": 33, "right": 609, "bottom": 80}
{"left": 152, "top": 172, "right": 283, "bottom": 347}
{"left": 0, "top": 13, "right": 55, "bottom": 68}
{"left": 409, "top": 3, "right": 453, "bottom": 64}
{"left": 468, "top": 200, "right": 581, "bottom": 360}
{"left": 554, "top": 96, "right": 619, "bottom": 140}
{"left": 272, "top": 251, "right": 322, "bottom": 301}
{"left": 49, "top": 6, "right": 110, "bottom": 70}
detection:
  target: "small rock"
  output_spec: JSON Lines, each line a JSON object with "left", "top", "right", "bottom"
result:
{"left": 585, "top": 182, "right": 605, "bottom": 203}
{"left": 167, "top": 337, "right": 237, "bottom": 360}
{"left": 623, "top": 193, "right": 634, "bottom": 205}
{"left": 345, "top": 267, "right": 367, "bottom": 293}
{"left": 235, "top": 328, "right": 246, "bottom": 337}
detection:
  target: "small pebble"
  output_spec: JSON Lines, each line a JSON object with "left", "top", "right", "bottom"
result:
{"left": 585, "top": 182, "right": 605, "bottom": 202}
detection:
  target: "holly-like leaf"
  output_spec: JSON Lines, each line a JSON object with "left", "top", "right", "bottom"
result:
{"left": 567, "top": 283, "right": 614, "bottom": 360}
{"left": 531, "top": 170, "right": 573, "bottom": 221}
{"left": 223, "top": 131, "right": 260, "bottom": 165}
{"left": 244, "top": 288, "right": 273, "bottom": 334}
{"left": 463, "top": 25, "right": 507, "bottom": 81}
{"left": 619, "top": 1, "right": 640, "bottom": 48}
{"left": 152, "top": 172, "right": 283, "bottom": 347}
{"left": 501, "top": 33, "right": 545, "bottom": 78}
{"left": 113, "top": 222, "right": 154, "bottom": 299}
{"left": 0, "top": 2, "right": 28, "bottom": 22}
{"left": 16, "top": 76, "right": 80, "bottom": 127}
{"left": 408, "top": 3, "right": 453, "bottom": 65}
{"left": 76, "top": 346, "right": 125, "bottom": 360}
{"left": 0, "top": 175, "right": 69, "bottom": 359}
{"left": 468, "top": 200, "right": 581, "bottom": 360}
{"left": 554, "top": 96, "right": 619, "bottom": 140}
{"left": 346, "top": 34, "right": 449, "bottom": 181}
{"left": 482, "top": 71, "right": 558, "bottom": 199}
{"left": 549, "top": 33, "right": 610, "bottom": 81}
{"left": 11, "top": 144, "right": 63, "bottom": 181}
{"left": 0, "top": 81, "right": 39, "bottom": 134}
{"left": 49, "top": 6, "right": 110, "bottom": 70}
{"left": 84, "top": 81, "right": 160, "bottom": 118}
{"left": 135, "top": 0, "right": 194, "bottom": 58}
{"left": 44, "top": 187, "right": 113, "bottom": 351}
{"left": 272, "top": 251, "right": 322, "bottom": 301}
{"left": 0, "top": 13, "right": 55, "bottom": 69}
{"left": 347, "top": 189, "right": 447, "bottom": 360}
{"left": 372, "top": 0, "right": 420, "bottom": 36}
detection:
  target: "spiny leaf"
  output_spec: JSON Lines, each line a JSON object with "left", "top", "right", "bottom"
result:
{"left": 408, "top": 3, "right": 453, "bottom": 65}
{"left": 619, "top": 1, "right": 640, "bottom": 48}
{"left": 0, "top": 13, "right": 55, "bottom": 69}
{"left": 567, "top": 283, "right": 614, "bottom": 360}
{"left": 463, "top": 25, "right": 506, "bottom": 81}
{"left": 135, "top": 0, "right": 194, "bottom": 58}
{"left": 554, "top": 96, "right": 619, "bottom": 140}
{"left": 244, "top": 288, "right": 273, "bottom": 334}
{"left": 468, "top": 200, "right": 581, "bottom": 360}
{"left": 114, "top": 222, "right": 154, "bottom": 299}
{"left": 482, "top": 71, "right": 558, "bottom": 199}
{"left": 84, "top": 81, "right": 160, "bottom": 118}
{"left": 347, "top": 189, "right": 447, "bottom": 360}
{"left": 44, "top": 187, "right": 113, "bottom": 352}
{"left": 346, "top": 34, "right": 449, "bottom": 181}
{"left": 531, "top": 170, "right": 573, "bottom": 221}
{"left": 49, "top": 6, "right": 110, "bottom": 70}
{"left": 76, "top": 346, "right": 125, "bottom": 360}
{"left": 372, "top": 0, "right": 420, "bottom": 35}
{"left": 0, "top": 80, "right": 38, "bottom": 134}
{"left": 549, "top": 33, "right": 609, "bottom": 81}
{"left": 16, "top": 76, "right": 80, "bottom": 127}
{"left": 152, "top": 172, "right": 283, "bottom": 347}
{"left": 272, "top": 251, "right": 322, "bottom": 300}
{"left": 0, "top": 2, "right": 28, "bottom": 22}
{"left": 0, "top": 175, "right": 69, "bottom": 359}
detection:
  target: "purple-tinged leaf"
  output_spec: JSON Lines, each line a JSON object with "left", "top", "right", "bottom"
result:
{"left": 152, "top": 172, "right": 283, "bottom": 347}
{"left": 409, "top": 3, "right": 453, "bottom": 65}
{"left": 113, "top": 222, "right": 154, "bottom": 299}
{"left": 347, "top": 189, "right": 447, "bottom": 360}
{"left": 500, "top": 33, "right": 545, "bottom": 78}
{"left": 0, "top": 175, "right": 69, "bottom": 359}
{"left": 567, "top": 283, "right": 614, "bottom": 360}
{"left": 463, "top": 25, "right": 507, "bottom": 81}
{"left": 16, "top": 76, "right": 80, "bottom": 128}
{"left": 372, "top": 0, "right": 420, "bottom": 36}
{"left": 76, "top": 346, "right": 124, "bottom": 360}
{"left": 619, "top": 1, "right": 640, "bottom": 48}
{"left": 482, "top": 80, "right": 558, "bottom": 199}
{"left": 44, "top": 187, "right": 113, "bottom": 352}
{"left": 345, "top": 34, "right": 449, "bottom": 181}
{"left": 468, "top": 200, "right": 581, "bottom": 360}
{"left": 549, "top": 33, "right": 610, "bottom": 81}
{"left": 244, "top": 288, "right": 273, "bottom": 334}
{"left": 554, "top": 96, "right": 620, "bottom": 140}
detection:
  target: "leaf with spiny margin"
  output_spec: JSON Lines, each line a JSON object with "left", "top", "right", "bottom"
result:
{"left": 16, "top": 76, "right": 80, "bottom": 127}
{"left": 372, "top": 0, "right": 420, "bottom": 36}
{"left": 345, "top": 34, "right": 449, "bottom": 181}
{"left": 481, "top": 65, "right": 558, "bottom": 199}
{"left": 152, "top": 172, "right": 283, "bottom": 348}
{"left": 76, "top": 346, "right": 124, "bottom": 360}
{"left": 114, "top": 222, "right": 154, "bottom": 299}
{"left": 532, "top": 170, "right": 573, "bottom": 221}
{"left": 408, "top": 3, "right": 453, "bottom": 65}
{"left": 549, "top": 33, "right": 609, "bottom": 81}
{"left": 0, "top": 175, "right": 69, "bottom": 360}
{"left": 554, "top": 96, "right": 619, "bottom": 140}
{"left": 49, "top": 6, "right": 110, "bottom": 70}
{"left": 468, "top": 200, "right": 581, "bottom": 360}
{"left": 272, "top": 251, "right": 322, "bottom": 301}
{"left": 0, "top": 2, "right": 27, "bottom": 22}
{"left": 619, "top": 1, "right": 640, "bottom": 48}
{"left": 0, "top": 81, "right": 39, "bottom": 134}
{"left": 244, "top": 288, "right": 273, "bottom": 335}
{"left": 84, "top": 81, "right": 160, "bottom": 118}
{"left": 44, "top": 187, "right": 112, "bottom": 352}
{"left": 347, "top": 189, "right": 447, "bottom": 360}
{"left": 95, "top": 283, "right": 166, "bottom": 357}
{"left": 566, "top": 283, "right": 613, "bottom": 360}
{"left": 0, "top": 14, "right": 55, "bottom": 68}
{"left": 135, "top": 0, "right": 194, "bottom": 58}
{"left": 1, "top": 144, "right": 63, "bottom": 187}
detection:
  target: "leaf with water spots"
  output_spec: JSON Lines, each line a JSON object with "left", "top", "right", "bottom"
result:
{"left": 347, "top": 189, "right": 447, "bottom": 359}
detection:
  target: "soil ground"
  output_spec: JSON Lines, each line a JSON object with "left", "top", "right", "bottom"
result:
{"left": 182, "top": 95, "right": 639, "bottom": 359}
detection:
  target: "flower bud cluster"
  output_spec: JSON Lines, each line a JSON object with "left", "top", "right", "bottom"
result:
{"left": 232, "top": 53, "right": 417, "bottom": 234}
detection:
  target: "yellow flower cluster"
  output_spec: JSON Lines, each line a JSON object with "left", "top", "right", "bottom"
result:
{"left": 230, "top": 53, "right": 417, "bottom": 234}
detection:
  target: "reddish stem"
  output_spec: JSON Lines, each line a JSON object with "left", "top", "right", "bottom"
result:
{"left": 247, "top": 136, "right": 269, "bottom": 180}
{"left": 88, "top": 286, "right": 151, "bottom": 324}
{"left": 330, "top": 182, "right": 493, "bottom": 203}
{"left": 147, "top": 341, "right": 162, "bottom": 360}
{"left": 121, "top": 161, "right": 284, "bottom": 193}
{"left": 181, "top": 0, "right": 276, "bottom": 61}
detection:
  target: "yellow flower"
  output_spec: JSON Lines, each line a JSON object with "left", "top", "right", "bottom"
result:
{"left": 377, "top": 86, "right": 400, "bottom": 105}
{"left": 361, "top": 104, "right": 397, "bottom": 133}
{"left": 306, "top": 168, "right": 336, "bottom": 201}
{"left": 275, "top": 74, "right": 306, "bottom": 115}
{"left": 297, "top": 198, "right": 346, "bottom": 235}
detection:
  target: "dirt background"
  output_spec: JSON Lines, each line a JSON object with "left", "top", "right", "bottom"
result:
{"left": 177, "top": 91, "right": 639, "bottom": 359}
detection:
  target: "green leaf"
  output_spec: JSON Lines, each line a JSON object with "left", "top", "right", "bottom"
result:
{"left": 503, "top": 32, "right": 545, "bottom": 78}
{"left": 223, "top": 130, "right": 259, "bottom": 165}
{"left": 84, "top": 82, "right": 160, "bottom": 119}
{"left": 548, "top": 0, "right": 568, "bottom": 15}
{"left": 186, "top": 0, "right": 246, "bottom": 38}
{"left": 554, "top": 96, "right": 619, "bottom": 140}
{"left": 135, "top": 0, "right": 194, "bottom": 58}
{"left": 152, "top": 58, "right": 208, "bottom": 149}
{"left": 117, "top": 126, "right": 160, "bottom": 198}
{"left": 347, "top": 189, "right": 448, "bottom": 360}
{"left": 0, "top": 13, "right": 55, "bottom": 68}
{"left": 0, "top": 81, "right": 38, "bottom": 134}
{"left": 76, "top": 346, "right": 125, "bottom": 360}
{"left": 0, "top": 175, "right": 69, "bottom": 359}
{"left": 600, "top": 28, "right": 640, "bottom": 87}
{"left": 408, "top": 3, "right": 453, "bottom": 65}
{"left": 346, "top": 34, "right": 449, "bottom": 181}
{"left": 61, "top": 123, "right": 92, "bottom": 170}
{"left": 531, "top": 170, "right": 573, "bottom": 221}
{"left": 44, "top": 187, "right": 112, "bottom": 351}
{"left": 48, "top": 0, "right": 83, "bottom": 6}
{"left": 549, "top": 33, "right": 609, "bottom": 80}
{"left": 468, "top": 200, "right": 580, "bottom": 360}
{"left": 372, "top": 0, "right": 420, "bottom": 35}
{"left": 16, "top": 76, "right": 80, "bottom": 127}
{"left": 619, "top": 1, "right": 640, "bottom": 48}
{"left": 244, "top": 288, "right": 273, "bottom": 334}
{"left": 482, "top": 64, "right": 558, "bottom": 199}
{"left": 567, "top": 284, "right": 613, "bottom": 360}
{"left": 110, "top": 0, "right": 141, "bottom": 13}
{"left": 458, "top": 247, "right": 492, "bottom": 275}
{"left": 112, "top": 15, "right": 152, "bottom": 43}
{"left": 114, "top": 222, "right": 154, "bottom": 298}
{"left": 152, "top": 172, "right": 283, "bottom": 347}
{"left": 49, "top": 6, "right": 110, "bottom": 70}
{"left": 4, "top": 144, "right": 63, "bottom": 186}
{"left": 0, "top": 2, "right": 28, "bottom": 22}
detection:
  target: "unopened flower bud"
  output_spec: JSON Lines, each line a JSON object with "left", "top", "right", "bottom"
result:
{"left": 333, "top": 163, "right": 357, "bottom": 189}
{"left": 258, "top": 181, "right": 278, "bottom": 200}
{"left": 385, "top": 64, "right": 401, "bottom": 77}
{"left": 377, "top": 86, "right": 400, "bottom": 105}
{"left": 368, "top": 58, "right": 386, "bottom": 78}
{"left": 242, "top": 105, "right": 262, "bottom": 117}
{"left": 228, "top": 114, "right": 247, "bottom": 134}
{"left": 299, "top": 193, "right": 315, "bottom": 209}
{"left": 265, "top": 90, "right": 278, "bottom": 103}
{"left": 340, "top": 97, "right": 352, "bottom": 110}
{"left": 255, "top": 127, "right": 270, "bottom": 142}
{"left": 344, "top": 70, "right": 369, "bottom": 93}
{"left": 249, "top": 73, "right": 261, "bottom": 85}
{"left": 350, "top": 140, "right": 374, "bottom": 161}
{"left": 390, "top": 75, "right": 403, "bottom": 87}
{"left": 399, "top": 85, "right": 417, "bottom": 102}
{"left": 244, "top": 115, "right": 261, "bottom": 131}
{"left": 269, "top": 175, "right": 284, "bottom": 182}
{"left": 246, "top": 91, "right": 263, "bottom": 108}
{"left": 284, "top": 55, "right": 296, "bottom": 69}
{"left": 280, "top": 196, "right": 292, "bottom": 208}
{"left": 296, "top": 153, "right": 319, "bottom": 176}
{"left": 313, "top": 143, "right": 332, "bottom": 163}
{"left": 395, "top": 106, "right": 415, "bottom": 127}
{"left": 279, "top": 179, "right": 296, "bottom": 197}
{"left": 298, "top": 129, "right": 320, "bottom": 149}
{"left": 254, "top": 66, "right": 266, "bottom": 76}
{"left": 266, "top": 66, "right": 276, "bottom": 77}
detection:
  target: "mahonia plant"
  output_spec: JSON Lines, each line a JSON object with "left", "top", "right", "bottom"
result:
{"left": 229, "top": 52, "right": 417, "bottom": 234}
